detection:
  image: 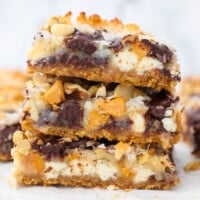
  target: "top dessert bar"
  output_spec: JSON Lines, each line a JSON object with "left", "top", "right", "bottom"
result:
{"left": 27, "top": 12, "right": 180, "bottom": 93}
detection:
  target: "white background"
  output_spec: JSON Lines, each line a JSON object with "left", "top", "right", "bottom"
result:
{"left": 0, "top": 0, "right": 199, "bottom": 75}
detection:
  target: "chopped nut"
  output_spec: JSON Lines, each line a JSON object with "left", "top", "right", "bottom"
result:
{"left": 13, "top": 131, "right": 25, "bottom": 145}
{"left": 88, "top": 85, "right": 98, "bottom": 97}
{"left": 99, "top": 97, "right": 126, "bottom": 118}
{"left": 115, "top": 142, "right": 129, "bottom": 160}
{"left": 129, "top": 112, "right": 145, "bottom": 133}
{"left": 64, "top": 82, "right": 89, "bottom": 99}
{"left": 162, "top": 118, "right": 177, "bottom": 132}
{"left": 44, "top": 80, "right": 65, "bottom": 105}
{"left": 96, "top": 85, "right": 106, "bottom": 97}
{"left": 17, "top": 139, "right": 31, "bottom": 155}
{"left": 114, "top": 85, "right": 134, "bottom": 100}
{"left": 164, "top": 109, "right": 173, "bottom": 117}
{"left": 51, "top": 24, "right": 74, "bottom": 36}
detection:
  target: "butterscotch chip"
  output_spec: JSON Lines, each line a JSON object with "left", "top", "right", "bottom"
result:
{"left": 44, "top": 80, "right": 65, "bottom": 105}
{"left": 99, "top": 97, "right": 126, "bottom": 118}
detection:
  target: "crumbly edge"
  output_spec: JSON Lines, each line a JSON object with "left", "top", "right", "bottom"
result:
{"left": 27, "top": 65, "right": 178, "bottom": 94}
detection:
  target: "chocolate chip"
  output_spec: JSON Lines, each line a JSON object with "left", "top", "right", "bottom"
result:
{"left": 38, "top": 101, "right": 83, "bottom": 128}
{"left": 102, "top": 118, "right": 133, "bottom": 132}
{"left": 141, "top": 39, "right": 173, "bottom": 64}
{"left": 150, "top": 106, "right": 165, "bottom": 119}
{"left": 93, "top": 30, "right": 104, "bottom": 40}
{"left": 57, "top": 52, "right": 69, "bottom": 64}
{"left": 108, "top": 38, "right": 123, "bottom": 52}
{"left": 46, "top": 56, "right": 57, "bottom": 65}
{"left": 149, "top": 90, "right": 174, "bottom": 108}
{"left": 66, "top": 30, "right": 97, "bottom": 55}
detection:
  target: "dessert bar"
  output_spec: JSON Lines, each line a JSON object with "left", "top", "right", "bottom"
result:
{"left": 22, "top": 73, "right": 181, "bottom": 148}
{"left": 12, "top": 130, "right": 179, "bottom": 189}
{"left": 27, "top": 12, "right": 180, "bottom": 93}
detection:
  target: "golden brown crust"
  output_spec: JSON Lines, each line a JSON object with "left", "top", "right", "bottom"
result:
{"left": 28, "top": 63, "right": 178, "bottom": 94}
{"left": 14, "top": 174, "right": 179, "bottom": 190}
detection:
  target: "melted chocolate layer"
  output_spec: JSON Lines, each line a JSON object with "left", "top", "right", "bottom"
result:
{"left": 38, "top": 101, "right": 83, "bottom": 128}
{"left": 141, "top": 39, "right": 173, "bottom": 64}
{"left": 0, "top": 124, "right": 21, "bottom": 155}
{"left": 145, "top": 90, "right": 178, "bottom": 133}
{"left": 32, "top": 136, "right": 117, "bottom": 160}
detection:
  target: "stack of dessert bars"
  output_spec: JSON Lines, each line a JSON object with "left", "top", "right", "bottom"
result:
{"left": 12, "top": 12, "right": 182, "bottom": 190}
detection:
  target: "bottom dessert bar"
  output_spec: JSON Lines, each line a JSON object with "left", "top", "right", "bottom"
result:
{"left": 12, "top": 131, "right": 179, "bottom": 190}
{"left": 0, "top": 69, "right": 26, "bottom": 161}
{"left": 180, "top": 77, "right": 200, "bottom": 157}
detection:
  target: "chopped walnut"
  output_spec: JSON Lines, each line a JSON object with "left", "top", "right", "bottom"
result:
{"left": 129, "top": 112, "right": 145, "bottom": 133}
{"left": 115, "top": 142, "right": 129, "bottom": 160}
{"left": 96, "top": 85, "right": 106, "bottom": 97}
{"left": 51, "top": 24, "right": 74, "bottom": 36}
{"left": 88, "top": 85, "right": 98, "bottom": 97}
{"left": 114, "top": 85, "right": 134, "bottom": 100}
{"left": 64, "top": 82, "right": 89, "bottom": 99}
{"left": 13, "top": 131, "right": 31, "bottom": 155}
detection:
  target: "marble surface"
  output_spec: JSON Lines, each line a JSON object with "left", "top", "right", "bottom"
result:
{"left": 0, "top": 0, "right": 199, "bottom": 75}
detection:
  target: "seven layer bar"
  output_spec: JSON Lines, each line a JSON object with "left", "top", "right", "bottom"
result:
{"left": 0, "top": 70, "right": 27, "bottom": 161}
{"left": 12, "top": 12, "right": 181, "bottom": 189}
